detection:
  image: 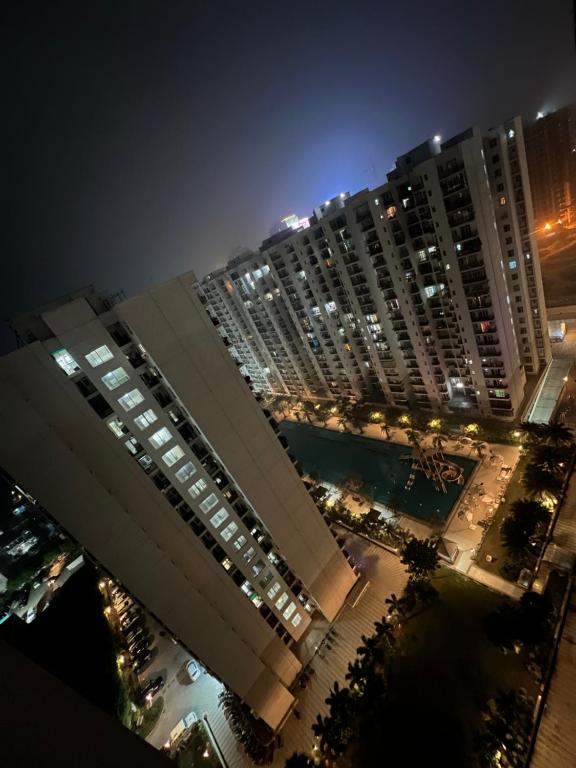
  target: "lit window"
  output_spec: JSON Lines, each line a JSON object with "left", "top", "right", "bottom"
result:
{"left": 124, "top": 437, "right": 139, "bottom": 455}
{"left": 148, "top": 426, "right": 172, "bottom": 449}
{"left": 221, "top": 558, "right": 233, "bottom": 571}
{"left": 209, "top": 507, "right": 229, "bottom": 528}
{"left": 175, "top": 462, "right": 196, "bottom": 484}
{"left": 283, "top": 602, "right": 296, "bottom": 620}
{"left": 233, "top": 535, "right": 247, "bottom": 551}
{"left": 267, "top": 582, "right": 281, "bottom": 599}
{"left": 101, "top": 367, "right": 130, "bottom": 390}
{"left": 499, "top": 196, "right": 507, "bottom": 206}
{"left": 292, "top": 613, "right": 302, "bottom": 627}
{"left": 85, "top": 345, "right": 114, "bottom": 367}
{"left": 386, "top": 205, "right": 396, "bottom": 219}
{"left": 221, "top": 521, "right": 238, "bottom": 541}
{"left": 52, "top": 348, "right": 80, "bottom": 376}
{"left": 508, "top": 259, "right": 517, "bottom": 270}
{"left": 138, "top": 454, "right": 153, "bottom": 471}
{"left": 275, "top": 592, "right": 288, "bottom": 610}
{"left": 162, "top": 445, "right": 185, "bottom": 467}
{"left": 133, "top": 409, "right": 158, "bottom": 430}
{"left": 251, "top": 559, "right": 265, "bottom": 577}
{"left": 188, "top": 478, "right": 207, "bottom": 499}
{"left": 494, "top": 389, "right": 507, "bottom": 398}
{"left": 199, "top": 493, "right": 218, "bottom": 513}
{"left": 118, "top": 389, "right": 144, "bottom": 411}
{"left": 243, "top": 547, "right": 255, "bottom": 563}
{"left": 107, "top": 418, "right": 124, "bottom": 438}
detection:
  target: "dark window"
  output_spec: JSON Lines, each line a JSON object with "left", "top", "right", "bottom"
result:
{"left": 87, "top": 393, "right": 113, "bottom": 419}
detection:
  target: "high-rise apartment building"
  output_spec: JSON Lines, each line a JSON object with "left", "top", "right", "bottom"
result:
{"left": 201, "top": 119, "right": 550, "bottom": 418}
{"left": 525, "top": 105, "right": 576, "bottom": 227}
{"left": 0, "top": 274, "right": 356, "bottom": 729}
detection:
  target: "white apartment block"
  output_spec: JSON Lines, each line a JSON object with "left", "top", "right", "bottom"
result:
{"left": 201, "top": 120, "right": 550, "bottom": 419}
{"left": 0, "top": 274, "right": 356, "bottom": 729}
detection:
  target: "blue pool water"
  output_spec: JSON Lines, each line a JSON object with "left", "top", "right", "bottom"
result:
{"left": 280, "top": 421, "right": 476, "bottom": 523}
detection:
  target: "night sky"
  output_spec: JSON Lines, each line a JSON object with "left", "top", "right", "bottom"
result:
{"left": 3, "top": 0, "right": 576, "bottom": 346}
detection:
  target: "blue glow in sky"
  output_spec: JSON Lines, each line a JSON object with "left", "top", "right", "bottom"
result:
{"left": 3, "top": 0, "right": 576, "bottom": 336}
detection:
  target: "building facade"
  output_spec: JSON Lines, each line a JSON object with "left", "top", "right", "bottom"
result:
{"left": 524, "top": 105, "right": 576, "bottom": 227}
{"left": 201, "top": 120, "right": 550, "bottom": 418}
{"left": 0, "top": 275, "right": 356, "bottom": 729}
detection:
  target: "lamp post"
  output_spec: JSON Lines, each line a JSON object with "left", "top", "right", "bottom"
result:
{"left": 202, "top": 712, "right": 230, "bottom": 768}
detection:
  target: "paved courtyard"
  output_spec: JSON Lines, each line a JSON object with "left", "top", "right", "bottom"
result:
{"left": 142, "top": 534, "right": 407, "bottom": 766}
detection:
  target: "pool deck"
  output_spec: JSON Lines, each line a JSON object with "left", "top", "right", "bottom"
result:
{"left": 282, "top": 414, "right": 521, "bottom": 595}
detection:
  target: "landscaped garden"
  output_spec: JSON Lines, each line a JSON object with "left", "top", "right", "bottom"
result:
{"left": 286, "top": 537, "right": 562, "bottom": 768}
{"left": 476, "top": 421, "right": 575, "bottom": 583}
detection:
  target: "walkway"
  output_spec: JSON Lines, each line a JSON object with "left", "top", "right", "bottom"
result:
{"left": 531, "top": 469, "right": 576, "bottom": 768}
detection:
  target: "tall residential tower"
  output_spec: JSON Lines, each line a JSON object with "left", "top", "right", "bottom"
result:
{"left": 0, "top": 274, "right": 356, "bottom": 729}
{"left": 201, "top": 119, "right": 550, "bottom": 418}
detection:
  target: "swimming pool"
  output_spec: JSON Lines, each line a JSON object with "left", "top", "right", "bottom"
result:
{"left": 280, "top": 421, "right": 476, "bottom": 524}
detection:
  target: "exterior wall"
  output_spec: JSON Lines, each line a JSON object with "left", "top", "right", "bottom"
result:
{"left": 201, "top": 121, "right": 548, "bottom": 420}
{"left": 524, "top": 106, "right": 576, "bottom": 227}
{"left": 484, "top": 117, "right": 551, "bottom": 373}
{"left": 0, "top": 277, "right": 356, "bottom": 729}
{"left": 116, "top": 274, "right": 356, "bottom": 621}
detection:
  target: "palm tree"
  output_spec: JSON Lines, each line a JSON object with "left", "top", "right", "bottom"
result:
{"left": 380, "top": 420, "right": 391, "bottom": 439}
{"left": 538, "top": 420, "right": 573, "bottom": 446}
{"left": 501, "top": 498, "right": 550, "bottom": 556}
{"left": 475, "top": 689, "right": 533, "bottom": 768}
{"left": 406, "top": 428, "right": 421, "bottom": 447}
{"left": 302, "top": 401, "right": 317, "bottom": 423}
{"left": 385, "top": 593, "right": 406, "bottom": 621}
{"left": 472, "top": 440, "right": 486, "bottom": 459}
{"left": 285, "top": 754, "right": 314, "bottom": 767}
{"left": 522, "top": 464, "right": 562, "bottom": 498}
{"left": 517, "top": 420, "right": 545, "bottom": 444}
{"left": 529, "top": 444, "right": 568, "bottom": 476}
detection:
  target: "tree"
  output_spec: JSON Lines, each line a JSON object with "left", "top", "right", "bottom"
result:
{"left": 472, "top": 440, "right": 486, "bottom": 459}
{"left": 405, "top": 577, "right": 439, "bottom": 608}
{"left": 406, "top": 429, "right": 421, "bottom": 447}
{"left": 401, "top": 538, "right": 440, "bottom": 579}
{"left": 522, "top": 464, "right": 562, "bottom": 498}
{"left": 385, "top": 593, "right": 407, "bottom": 621}
{"left": 285, "top": 754, "right": 314, "bottom": 767}
{"left": 517, "top": 420, "right": 545, "bottom": 444}
{"left": 538, "top": 420, "right": 573, "bottom": 446}
{"left": 529, "top": 444, "right": 568, "bottom": 476}
{"left": 301, "top": 401, "right": 317, "bottom": 424}
{"left": 501, "top": 499, "right": 550, "bottom": 556}
{"left": 474, "top": 689, "right": 533, "bottom": 768}
{"left": 219, "top": 689, "right": 273, "bottom": 764}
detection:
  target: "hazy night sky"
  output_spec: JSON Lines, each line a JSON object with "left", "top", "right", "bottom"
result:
{"left": 3, "top": 0, "right": 576, "bottom": 342}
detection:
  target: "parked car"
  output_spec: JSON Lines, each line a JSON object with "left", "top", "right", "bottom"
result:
{"left": 122, "top": 614, "right": 144, "bottom": 632}
{"left": 186, "top": 660, "right": 202, "bottom": 682}
{"left": 133, "top": 651, "right": 152, "bottom": 673}
{"left": 168, "top": 711, "right": 198, "bottom": 747}
{"left": 141, "top": 675, "right": 164, "bottom": 703}
{"left": 129, "top": 637, "right": 153, "bottom": 657}
{"left": 124, "top": 626, "right": 147, "bottom": 643}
